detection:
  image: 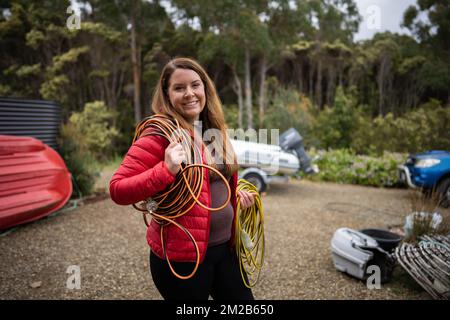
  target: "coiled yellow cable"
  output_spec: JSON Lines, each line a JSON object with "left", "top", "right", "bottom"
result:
{"left": 235, "top": 179, "right": 265, "bottom": 288}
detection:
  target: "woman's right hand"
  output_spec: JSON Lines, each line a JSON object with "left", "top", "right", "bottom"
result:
{"left": 164, "top": 142, "right": 186, "bottom": 176}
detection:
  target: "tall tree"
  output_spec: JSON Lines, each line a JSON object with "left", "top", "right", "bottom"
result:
{"left": 402, "top": 0, "right": 450, "bottom": 103}
{"left": 170, "top": 0, "right": 271, "bottom": 129}
{"left": 130, "top": 0, "right": 142, "bottom": 122}
{"left": 258, "top": 0, "right": 314, "bottom": 127}
{"left": 370, "top": 35, "right": 400, "bottom": 116}
{"left": 86, "top": 0, "right": 171, "bottom": 121}
{"left": 308, "top": 0, "right": 360, "bottom": 108}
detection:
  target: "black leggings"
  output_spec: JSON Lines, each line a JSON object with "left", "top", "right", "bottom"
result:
{"left": 149, "top": 242, "right": 254, "bottom": 300}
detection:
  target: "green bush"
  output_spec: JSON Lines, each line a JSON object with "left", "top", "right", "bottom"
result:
{"left": 224, "top": 87, "right": 449, "bottom": 159}
{"left": 59, "top": 122, "right": 99, "bottom": 197}
{"left": 306, "top": 148, "right": 407, "bottom": 187}
{"left": 262, "top": 87, "right": 317, "bottom": 146}
{"left": 312, "top": 87, "right": 362, "bottom": 150}
{"left": 351, "top": 99, "right": 450, "bottom": 154}
{"left": 58, "top": 100, "right": 122, "bottom": 196}
{"left": 114, "top": 100, "right": 135, "bottom": 156}
{"left": 223, "top": 104, "right": 239, "bottom": 130}
{"left": 69, "top": 100, "right": 119, "bottom": 161}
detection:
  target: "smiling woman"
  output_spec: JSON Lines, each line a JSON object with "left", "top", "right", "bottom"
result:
{"left": 167, "top": 69, "right": 206, "bottom": 124}
{"left": 109, "top": 57, "right": 256, "bottom": 300}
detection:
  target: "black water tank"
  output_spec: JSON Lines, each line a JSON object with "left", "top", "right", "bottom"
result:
{"left": 0, "top": 97, "right": 61, "bottom": 150}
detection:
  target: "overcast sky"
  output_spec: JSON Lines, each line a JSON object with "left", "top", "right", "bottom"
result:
{"left": 72, "top": 0, "right": 420, "bottom": 42}
{"left": 158, "top": 0, "right": 420, "bottom": 41}
{"left": 354, "top": 0, "right": 417, "bottom": 41}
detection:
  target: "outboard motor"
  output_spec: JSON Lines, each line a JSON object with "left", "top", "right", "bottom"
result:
{"left": 279, "top": 128, "right": 314, "bottom": 174}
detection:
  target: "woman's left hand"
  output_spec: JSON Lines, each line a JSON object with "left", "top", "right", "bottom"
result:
{"left": 237, "top": 190, "right": 256, "bottom": 210}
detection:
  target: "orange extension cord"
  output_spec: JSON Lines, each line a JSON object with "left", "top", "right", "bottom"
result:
{"left": 131, "top": 114, "right": 231, "bottom": 280}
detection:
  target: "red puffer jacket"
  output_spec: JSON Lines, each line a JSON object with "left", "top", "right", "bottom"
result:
{"left": 109, "top": 134, "right": 238, "bottom": 263}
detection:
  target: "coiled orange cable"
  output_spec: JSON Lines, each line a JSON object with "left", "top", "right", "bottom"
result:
{"left": 131, "top": 114, "right": 231, "bottom": 280}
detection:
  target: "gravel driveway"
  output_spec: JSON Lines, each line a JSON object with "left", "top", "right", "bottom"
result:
{"left": 0, "top": 178, "right": 433, "bottom": 300}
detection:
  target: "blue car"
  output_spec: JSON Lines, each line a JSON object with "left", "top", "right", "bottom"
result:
{"left": 398, "top": 150, "right": 450, "bottom": 208}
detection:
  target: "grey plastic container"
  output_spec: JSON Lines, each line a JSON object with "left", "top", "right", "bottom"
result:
{"left": 331, "top": 228, "right": 380, "bottom": 280}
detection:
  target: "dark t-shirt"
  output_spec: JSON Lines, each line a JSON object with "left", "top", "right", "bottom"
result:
{"left": 208, "top": 164, "right": 234, "bottom": 247}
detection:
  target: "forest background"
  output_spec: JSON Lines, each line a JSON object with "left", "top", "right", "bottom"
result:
{"left": 1, "top": 0, "right": 449, "bottom": 194}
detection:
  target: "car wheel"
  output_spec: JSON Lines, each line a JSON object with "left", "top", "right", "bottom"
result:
{"left": 437, "top": 177, "right": 450, "bottom": 208}
{"left": 243, "top": 173, "right": 266, "bottom": 193}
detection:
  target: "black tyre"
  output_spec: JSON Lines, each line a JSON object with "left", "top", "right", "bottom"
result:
{"left": 243, "top": 173, "right": 266, "bottom": 193}
{"left": 437, "top": 177, "right": 450, "bottom": 208}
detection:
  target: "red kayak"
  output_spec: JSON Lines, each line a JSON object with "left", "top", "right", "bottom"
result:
{"left": 0, "top": 135, "right": 72, "bottom": 230}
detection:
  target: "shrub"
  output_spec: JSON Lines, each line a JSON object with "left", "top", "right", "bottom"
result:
{"left": 311, "top": 87, "right": 361, "bottom": 150}
{"left": 351, "top": 99, "right": 450, "bottom": 154}
{"left": 262, "top": 87, "right": 316, "bottom": 146}
{"left": 223, "top": 104, "right": 239, "bottom": 130}
{"left": 59, "top": 122, "right": 99, "bottom": 197}
{"left": 114, "top": 100, "right": 135, "bottom": 156}
{"left": 69, "top": 100, "right": 119, "bottom": 161}
{"left": 306, "top": 148, "right": 407, "bottom": 187}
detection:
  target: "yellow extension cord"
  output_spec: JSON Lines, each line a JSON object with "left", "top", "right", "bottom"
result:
{"left": 235, "top": 179, "right": 265, "bottom": 288}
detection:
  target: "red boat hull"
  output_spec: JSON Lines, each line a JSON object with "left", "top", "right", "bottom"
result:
{"left": 0, "top": 135, "right": 72, "bottom": 230}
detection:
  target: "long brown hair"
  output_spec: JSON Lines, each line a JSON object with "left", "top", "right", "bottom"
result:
{"left": 150, "top": 57, "right": 238, "bottom": 177}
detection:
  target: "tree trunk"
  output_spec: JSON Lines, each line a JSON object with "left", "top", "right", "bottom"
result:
{"left": 291, "top": 59, "right": 301, "bottom": 92}
{"left": 258, "top": 55, "right": 267, "bottom": 129}
{"left": 244, "top": 47, "right": 253, "bottom": 129}
{"left": 297, "top": 61, "right": 304, "bottom": 93}
{"left": 315, "top": 59, "right": 323, "bottom": 109}
{"left": 326, "top": 67, "right": 335, "bottom": 107}
{"left": 116, "top": 61, "right": 125, "bottom": 103}
{"left": 131, "top": 2, "right": 142, "bottom": 123}
{"left": 231, "top": 66, "right": 244, "bottom": 129}
{"left": 309, "top": 63, "right": 315, "bottom": 102}
{"left": 377, "top": 56, "right": 388, "bottom": 116}
{"left": 377, "top": 75, "right": 384, "bottom": 116}
{"left": 448, "top": 87, "right": 450, "bottom": 106}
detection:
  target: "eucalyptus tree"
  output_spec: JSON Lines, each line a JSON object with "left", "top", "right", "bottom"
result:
{"left": 170, "top": 0, "right": 272, "bottom": 129}
{"left": 257, "top": 0, "right": 314, "bottom": 128}
{"left": 236, "top": 7, "right": 272, "bottom": 129}
{"left": 86, "top": 0, "right": 172, "bottom": 122}
{"left": 370, "top": 34, "right": 400, "bottom": 116}
{"left": 197, "top": 31, "right": 246, "bottom": 128}
{"left": 304, "top": 0, "right": 360, "bottom": 108}
{"left": 393, "top": 35, "right": 427, "bottom": 113}
{"left": 403, "top": 0, "right": 450, "bottom": 103}
{"left": 283, "top": 40, "right": 314, "bottom": 94}
{"left": 0, "top": 0, "right": 90, "bottom": 117}
{"left": 322, "top": 40, "right": 352, "bottom": 107}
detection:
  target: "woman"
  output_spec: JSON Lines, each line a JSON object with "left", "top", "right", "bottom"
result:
{"left": 110, "top": 57, "right": 256, "bottom": 300}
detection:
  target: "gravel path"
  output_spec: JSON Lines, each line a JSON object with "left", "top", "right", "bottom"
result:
{"left": 0, "top": 178, "right": 433, "bottom": 300}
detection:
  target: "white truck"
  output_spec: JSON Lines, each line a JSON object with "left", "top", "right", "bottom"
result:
{"left": 230, "top": 128, "right": 318, "bottom": 192}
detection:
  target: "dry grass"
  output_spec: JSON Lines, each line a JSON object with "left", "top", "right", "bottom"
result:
{"left": 404, "top": 189, "right": 450, "bottom": 243}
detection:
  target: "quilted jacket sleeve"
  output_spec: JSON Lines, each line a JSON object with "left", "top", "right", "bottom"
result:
{"left": 109, "top": 135, "right": 176, "bottom": 205}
